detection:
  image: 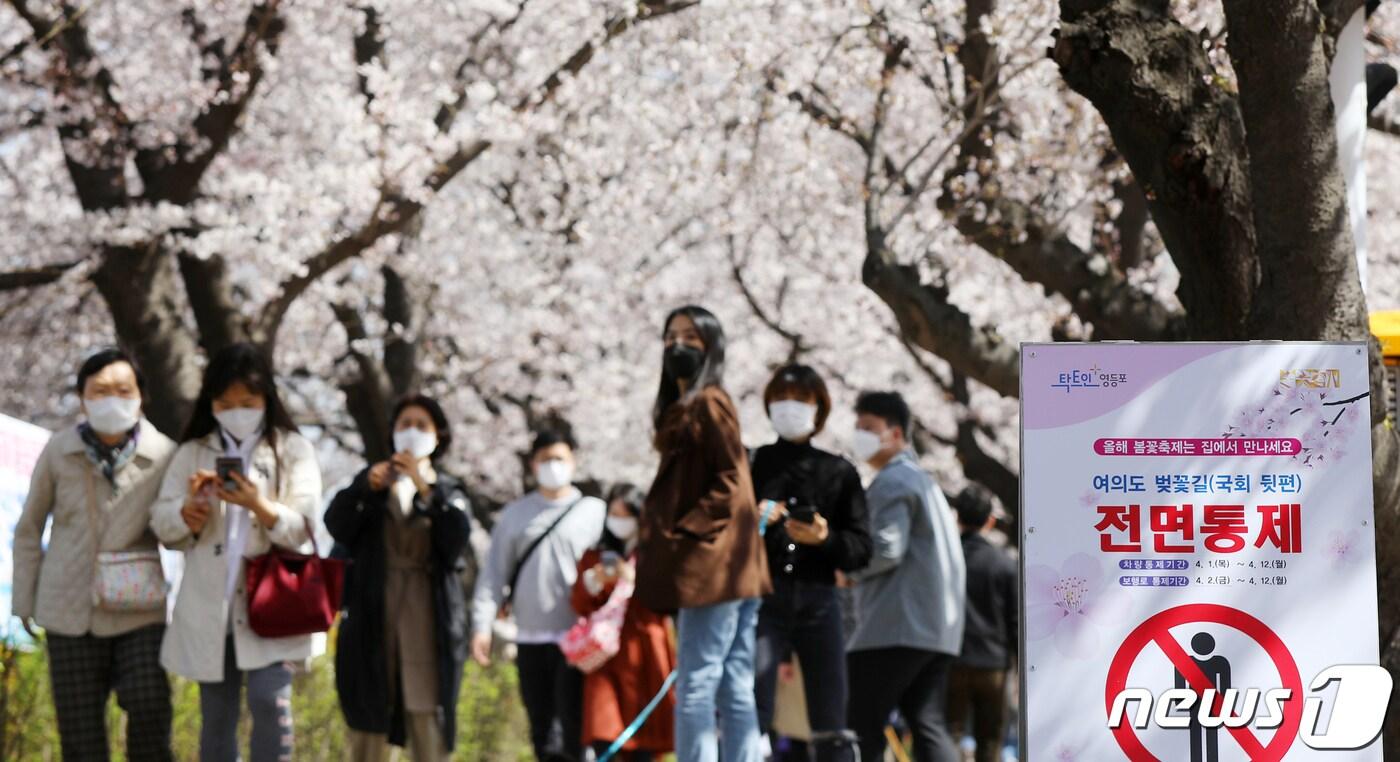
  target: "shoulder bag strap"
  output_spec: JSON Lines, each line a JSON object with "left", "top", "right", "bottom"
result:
{"left": 503, "top": 495, "right": 584, "bottom": 605}
{"left": 84, "top": 465, "right": 104, "bottom": 556}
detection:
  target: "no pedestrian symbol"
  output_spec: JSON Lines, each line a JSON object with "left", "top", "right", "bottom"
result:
{"left": 1104, "top": 603, "right": 1305, "bottom": 762}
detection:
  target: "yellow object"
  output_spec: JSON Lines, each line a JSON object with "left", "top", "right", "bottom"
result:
{"left": 1373, "top": 311, "right": 1400, "bottom": 422}
{"left": 1370, "top": 311, "right": 1400, "bottom": 361}
{"left": 884, "top": 726, "right": 913, "bottom": 762}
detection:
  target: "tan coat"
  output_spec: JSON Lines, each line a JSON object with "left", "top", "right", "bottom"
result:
{"left": 636, "top": 386, "right": 771, "bottom": 613}
{"left": 149, "top": 431, "right": 321, "bottom": 682}
{"left": 10, "top": 419, "right": 176, "bottom": 637}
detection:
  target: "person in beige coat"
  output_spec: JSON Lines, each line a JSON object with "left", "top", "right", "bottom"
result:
{"left": 11, "top": 348, "right": 177, "bottom": 762}
{"left": 149, "top": 343, "right": 321, "bottom": 762}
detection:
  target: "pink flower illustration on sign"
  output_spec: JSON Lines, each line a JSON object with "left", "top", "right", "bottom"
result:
{"left": 1222, "top": 383, "right": 1369, "bottom": 467}
{"left": 1026, "top": 553, "right": 1109, "bottom": 659}
{"left": 1326, "top": 529, "right": 1362, "bottom": 568}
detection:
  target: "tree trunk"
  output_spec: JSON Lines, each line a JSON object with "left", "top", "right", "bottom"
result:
{"left": 91, "top": 247, "right": 204, "bottom": 435}
{"left": 1221, "top": 0, "right": 1369, "bottom": 342}
{"left": 1055, "top": 0, "right": 1258, "bottom": 339}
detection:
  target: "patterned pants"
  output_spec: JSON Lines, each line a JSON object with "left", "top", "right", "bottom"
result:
{"left": 46, "top": 624, "right": 173, "bottom": 762}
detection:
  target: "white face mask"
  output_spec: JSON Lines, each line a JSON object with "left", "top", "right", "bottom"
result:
{"left": 393, "top": 427, "right": 437, "bottom": 459}
{"left": 852, "top": 429, "right": 887, "bottom": 463}
{"left": 769, "top": 400, "right": 817, "bottom": 441}
{"left": 536, "top": 459, "right": 575, "bottom": 491}
{"left": 606, "top": 515, "right": 638, "bottom": 541}
{"left": 84, "top": 395, "right": 142, "bottom": 436}
{"left": 214, "top": 407, "right": 265, "bottom": 442}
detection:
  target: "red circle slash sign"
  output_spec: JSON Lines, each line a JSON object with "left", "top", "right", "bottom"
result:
{"left": 1104, "top": 603, "right": 1304, "bottom": 761}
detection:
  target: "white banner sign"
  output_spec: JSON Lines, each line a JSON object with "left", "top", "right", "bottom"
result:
{"left": 0, "top": 413, "right": 51, "bottom": 645}
{"left": 1020, "top": 343, "right": 1382, "bottom": 760}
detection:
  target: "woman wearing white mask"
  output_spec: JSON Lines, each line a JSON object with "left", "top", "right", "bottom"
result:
{"left": 149, "top": 342, "right": 321, "bottom": 762}
{"left": 470, "top": 428, "right": 606, "bottom": 762}
{"left": 571, "top": 483, "right": 676, "bottom": 761}
{"left": 326, "top": 393, "right": 472, "bottom": 762}
{"left": 750, "top": 365, "right": 872, "bottom": 762}
{"left": 12, "top": 348, "right": 177, "bottom": 761}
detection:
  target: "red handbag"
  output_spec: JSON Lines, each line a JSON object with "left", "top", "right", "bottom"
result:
{"left": 245, "top": 516, "right": 346, "bottom": 638}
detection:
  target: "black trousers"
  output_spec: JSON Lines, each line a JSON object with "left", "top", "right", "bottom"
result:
{"left": 755, "top": 579, "right": 852, "bottom": 762}
{"left": 846, "top": 647, "right": 957, "bottom": 762}
{"left": 46, "top": 623, "right": 173, "bottom": 762}
{"left": 516, "top": 642, "right": 584, "bottom": 762}
{"left": 947, "top": 666, "right": 1008, "bottom": 762}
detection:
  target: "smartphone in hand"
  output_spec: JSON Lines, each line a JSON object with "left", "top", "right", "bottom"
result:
{"left": 786, "top": 501, "right": 818, "bottom": 524}
{"left": 601, "top": 550, "right": 622, "bottom": 570}
{"left": 215, "top": 457, "right": 243, "bottom": 492}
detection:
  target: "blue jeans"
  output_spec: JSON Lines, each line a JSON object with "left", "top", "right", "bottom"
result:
{"left": 675, "top": 598, "right": 763, "bottom": 762}
{"left": 199, "top": 636, "right": 294, "bottom": 762}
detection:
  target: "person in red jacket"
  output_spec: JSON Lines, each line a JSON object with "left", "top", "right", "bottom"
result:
{"left": 572, "top": 483, "right": 676, "bottom": 761}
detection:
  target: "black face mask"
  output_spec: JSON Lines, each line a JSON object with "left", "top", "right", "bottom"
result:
{"left": 664, "top": 344, "right": 705, "bottom": 381}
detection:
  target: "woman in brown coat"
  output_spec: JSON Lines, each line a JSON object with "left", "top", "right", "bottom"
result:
{"left": 635, "top": 305, "right": 771, "bottom": 762}
{"left": 571, "top": 483, "right": 675, "bottom": 761}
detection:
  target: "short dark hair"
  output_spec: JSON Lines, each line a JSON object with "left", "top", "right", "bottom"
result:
{"left": 854, "top": 391, "right": 911, "bottom": 438}
{"left": 952, "top": 485, "right": 996, "bottom": 529}
{"left": 77, "top": 348, "right": 146, "bottom": 399}
{"left": 763, "top": 364, "right": 832, "bottom": 435}
{"left": 390, "top": 393, "right": 452, "bottom": 459}
{"left": 530, "top": 428, "right": 577, "bottom": 458}
{"left": 606, "top": 482, "right": 646, "bottom": 516}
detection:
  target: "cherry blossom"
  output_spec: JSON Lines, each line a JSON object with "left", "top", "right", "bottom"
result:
{"left": 1025, "top": 552, "right": 1112, "bottom": 659}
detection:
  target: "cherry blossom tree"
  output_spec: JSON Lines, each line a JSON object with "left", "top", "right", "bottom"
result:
{"left": 4, "top": 0, "right": 1400, "bottom": 740}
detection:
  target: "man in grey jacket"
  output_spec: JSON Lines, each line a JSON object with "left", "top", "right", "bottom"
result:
{"left": 845, "top": 391, "right": 967, "bottom": 762}
{"left": 470, "top": 429, "right": 606, "bottom": 762}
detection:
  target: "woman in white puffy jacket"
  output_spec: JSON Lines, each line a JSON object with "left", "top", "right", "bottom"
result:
{"left": 150, "top": 343, "right": 321, "bottom": 762}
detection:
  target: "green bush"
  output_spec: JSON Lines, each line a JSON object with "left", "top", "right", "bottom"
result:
{"left": 0, "top": 639, "right": 532, "bottom": 761}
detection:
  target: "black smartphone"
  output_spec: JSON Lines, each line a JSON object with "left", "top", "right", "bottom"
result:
{"left": 601, "top": 550, "right": 622, "bottom": 569}
{"left": 215, "top": 457, "right": 243, "bottom": 492}
{"left": 787, "top": 502, "right": 818, "bottom": 524}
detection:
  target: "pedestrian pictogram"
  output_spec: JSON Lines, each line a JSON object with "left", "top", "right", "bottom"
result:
{"left": 1175, "top": 632, "right": 1229, "bottom": 762}
{"left": 1105, "top": 603, "right": 1304, "bottom": 762}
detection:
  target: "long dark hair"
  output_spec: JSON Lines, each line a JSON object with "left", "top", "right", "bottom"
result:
{"left": 651, "top": 305, "right": 727, "bottom": 429}
{"left": 182, "top": 343, "right": 297, "bottom": 478}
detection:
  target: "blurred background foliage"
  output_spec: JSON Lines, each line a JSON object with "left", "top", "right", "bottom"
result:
{"left": 0, "top": 636, "right": 533, "bottom": 760}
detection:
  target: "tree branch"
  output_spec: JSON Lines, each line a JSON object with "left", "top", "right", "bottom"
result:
{"left": 255, "top": 0, "right": 701, "bottom": 349}
{"left": 137, "top": 0, "right": 285, "bottom": 204}
{"left": 1055, "top": 0, "right": 1256, "bottom": 339}
{"left": 786, "top": 3, "right": 1181, "bottom": 343}
{"left": 520, "top": 0, "right": 700, "bottom": 113}
{"left": 10, "top": 0, "right": 131, "bottom": 210}
{"left": 861, "top": 247, "right": 1020, "bottom": 398}
{"left": 1370, "top": 111, "right": 1400, "bottom": 138}
{"left": 726, "top": 233, "right": 808, "bottom": 362}
{"left": 381, "top": 262, "right": 419, "bottom": 395}
{"left": 937, "top": 0, "right": 1182, "bottom": 340}
{"left": 0, "top": 261, "right": 81, "bottom": 291}
{"left": 331, "top": 298, "right": 395, "bottom": 462}
{"left": 176, "top": 252, "right": 250, "bottom": 350}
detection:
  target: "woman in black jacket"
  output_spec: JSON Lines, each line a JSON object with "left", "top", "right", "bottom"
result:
{"left": 325, "top": 394, "right": 472, "bottom": 762}
{"left": 750, "top": 364, "right": 872, "bottom": 762}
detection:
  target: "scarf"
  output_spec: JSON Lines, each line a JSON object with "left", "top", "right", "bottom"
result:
{"left": 78, "top": 423, "right": 138, "bottom": 485}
